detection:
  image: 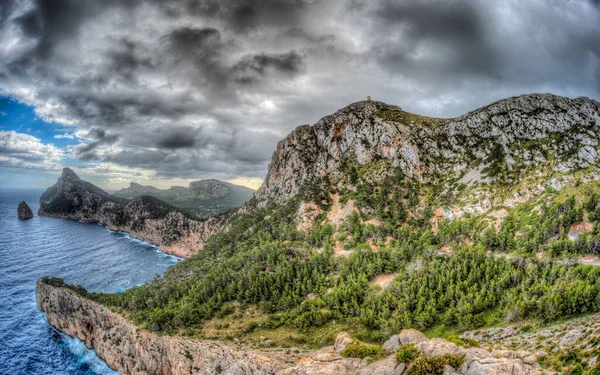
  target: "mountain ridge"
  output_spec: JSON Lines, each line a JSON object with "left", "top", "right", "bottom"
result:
{"left": 114, "top": 178, "right": 254, "bottom": 219}
{"left": 38, "top": 168, "right": 230, "bottom": 257}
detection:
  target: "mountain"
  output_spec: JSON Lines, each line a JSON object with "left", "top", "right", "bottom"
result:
{"left": 38, "top": 168, "right": 229, "bottom": 257}
{"left": 257, "top": 94, "right": 600, "bottom": 214}
{"left": 113, "top": 179, "right": 255, "bottom": 219}
{"left": 38, "top": 94, "right": 600, "bottom": 374}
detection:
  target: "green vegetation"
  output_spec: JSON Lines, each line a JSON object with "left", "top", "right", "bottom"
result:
{"left": 341, "top": 341, "right": 385, "bottom": 359}
{"left": 46, "top": 159, "right": 600, "bottom": 353}
{"left": 396, "top": 344, "right": 420, "bottom": 364}
{"left": 538, "top": 346, "right": 600, "bottom": 374}
{"left": 405, "top": 353, "right": 465, "bottom": 375}
{"left": 79, "top": 180, "right": 600, "bottom": 346}
{"left": 375, "top": 108, "right": 451, "bottom": 128}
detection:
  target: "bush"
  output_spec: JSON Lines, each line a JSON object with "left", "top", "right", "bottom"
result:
{"left": 406, "top": 354, "right": 465, "bottom": 375}
{"left": 342, "top": 341, "right": 385, "bottom": 359}
{"left": 445, "top": 335, "right": 479, "bottom": 348}
{"left": 396, "top": 344, "right": 420, "bottom": 364}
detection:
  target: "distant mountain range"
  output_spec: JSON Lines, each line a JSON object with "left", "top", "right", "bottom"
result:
{"left": 113, "top": 179, "right": 255, "bottom": 219}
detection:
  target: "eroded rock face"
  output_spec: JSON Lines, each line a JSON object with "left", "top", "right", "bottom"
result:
{"left": 17, "top": 201, "right": 33, "bottom": 220}
{"left": 38, "top": 168, "right": 229, "bottom": 257}
{"left": 36, "top": 280, "right": 289, "bottom": 375}
{"left": 255, "top": 94, "right": 600, "bottom": 210}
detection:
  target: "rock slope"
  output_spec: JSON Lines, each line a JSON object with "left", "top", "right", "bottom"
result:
{"left": 37, "top": 280, "right": 551, "bottom": 375}
{"left": 17, "top": 201, "right": 33, "bottom": 220}
{"left": 256, "top": 94, "right": 600, "bottom": 216}
{"left": 38, "top": 168, "right": 228, "bottom": 257}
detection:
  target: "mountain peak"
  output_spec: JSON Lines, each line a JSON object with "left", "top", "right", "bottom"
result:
{"left": 61, "top": 167, "right": 80, "bottom": 180}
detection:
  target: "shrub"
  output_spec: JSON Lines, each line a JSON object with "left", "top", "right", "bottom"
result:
{"left": 342, "top": 341, "right": 385, "bottom": 359}
{"left": 587, "top": 363, "right": 600, "bottom": 375}
{"left": 406, "top": 354, "right": 465, "bottom": 375}
{"left": 445, "top": 335, "right": 479, "bottom": 348}
{"left": 396, "top": 344, "right": 420, "bottom": 364}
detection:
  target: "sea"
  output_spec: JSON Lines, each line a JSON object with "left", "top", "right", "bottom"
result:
{"left": 0, "top": 188, "right": 182, "bottom": 375}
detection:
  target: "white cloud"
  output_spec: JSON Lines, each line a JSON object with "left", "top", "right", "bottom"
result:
{"left": 0, "top": 130, "right": 64, "bottom": 170}
{"left": 0, "top": 111, "right": 6, "bottom": 117}
{"left": 54, "top": 133, "right": 76, "bottom": 139}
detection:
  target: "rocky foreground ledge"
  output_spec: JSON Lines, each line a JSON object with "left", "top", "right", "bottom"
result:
{"left": 36, "top": 279, "right": 553, "bottom": 375}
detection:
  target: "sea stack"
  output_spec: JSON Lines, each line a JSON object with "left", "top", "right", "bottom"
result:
{"left": 17, "top": 201, "right": 33, "bottom": 220}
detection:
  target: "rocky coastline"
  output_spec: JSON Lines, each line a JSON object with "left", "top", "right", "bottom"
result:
{"left": 36, "top": 280, "right": 551, "bottom": 375}
{"left": 37, "top": 168, "right": 229, "bottom": 258}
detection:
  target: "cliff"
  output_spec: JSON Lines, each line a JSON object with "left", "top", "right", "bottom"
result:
{"left": 37, "top": 279, "right": 550, "bottom": 375}
{"left": 256, "top": 94, "right": 600, "bottom": 215}
{"left": 38, "top": 168, "right": 228, "bottom": 257}
{"left": 35, "top": 279, "right": 288, "bottom": 374}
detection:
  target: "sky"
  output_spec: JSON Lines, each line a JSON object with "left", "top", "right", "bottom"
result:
{"left": 0, "top": 0, "right": 599, "bottom": 190}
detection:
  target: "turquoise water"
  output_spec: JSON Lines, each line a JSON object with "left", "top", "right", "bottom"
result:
{"left": 0, "top": 188, "right": 181, "bottom": 375}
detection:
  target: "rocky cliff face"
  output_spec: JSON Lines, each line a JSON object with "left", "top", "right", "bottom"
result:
{"left": 37, "top": 280, "right": 550, "bottom": 375}
{"left": 38, "top": 168, "right": 228, "bottom": 257}
{"left": 256, "top": 94, "right": 600, "bottom": 213}
{"left": 36, "top": 280, "right": 288, "bottom": 375}
{"left": 17, "top": 201, "right": 33, "bottom": 220}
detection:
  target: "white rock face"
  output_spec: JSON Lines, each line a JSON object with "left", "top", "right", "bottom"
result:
{"left": 415, "top": 338, "right": 460, "bottom": 357}
{"left": 255, "top": 94, "right": 600, "bottom": 209}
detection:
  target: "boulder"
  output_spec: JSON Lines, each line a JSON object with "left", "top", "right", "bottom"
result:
{"left": 278, "top": 357, "right": 364, "bottom": 375}
{"left": 334, "top": 332, "right": 354, "bottom": 354}
{"left": 359, "top": 355, "right": 403, "bottom": 375}
{"left": 382, "top": 335, "right": 402, "bottom": 352}
{"left": 459, "top": 347, "right": 493, "bottom": 372}
{"left": 463, "top": 358, "right": 528, "bottom": 375}
{"left": 398, "top": 329, "right": 428, "bottom": 346}
{"left": 17, "top": 201, "right": 33, "bottom": 220}
{"left": 415, "top": 338, "right": 459, "bottom": 357}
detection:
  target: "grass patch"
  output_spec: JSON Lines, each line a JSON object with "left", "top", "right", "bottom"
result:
{"left": 376, "top": 108, "right": 451, "bottom": 128}
{"left": 406, "top": 354, "right": 465, "bottom": 375}
{"left": 342, "top": 341, "right": 386, "bottom": 360}
{"left": 396, "top": 344, "right": 420, "bottom": 364}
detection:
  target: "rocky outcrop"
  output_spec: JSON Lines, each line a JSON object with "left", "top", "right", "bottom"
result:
{"left": 38, "top": 168, "right": 228, "bottom": 257}
{"left": 37, "top": 281, "right": 551, "bottom": 375}
{"left": 256, "top": 94, "right": 600, "bottom": 211}
{"left": 17, "top": 201, "right": 33, "bottom": 220}
{"left": 36, "top": 280, "right": 289, "bottom": 374}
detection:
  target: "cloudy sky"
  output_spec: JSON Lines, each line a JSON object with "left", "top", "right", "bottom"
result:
{"left": 0, "top": 0, "right": 599, "bottom": 189}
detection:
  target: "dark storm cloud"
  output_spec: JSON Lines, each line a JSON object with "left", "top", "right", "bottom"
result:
{"left": 233, "top": 51, "right": 305, "bottom": 83}
{"left": 157, "top": 131, "right": 197, "bottom": 149}
{"left": 1, "top": 0, "right": 599, "bottom": 180}
{"left": 74, "top": 128, "right": 119, "bottom": 160}
{"left": 371, "top": 0, "right": 500, "bottom": 78}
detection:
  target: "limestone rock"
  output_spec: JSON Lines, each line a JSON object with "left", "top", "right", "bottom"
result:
{"left": 17, "top": 201, "right": 33, "bottom": 220}
{"left": 255, "top": 94, "right": 600, "bottom": 219}
{"left": 278, "top": 357, "right": 364, "bottom": 375}
{"left": 398, "top": 329, "right": 428, "bottom": 346}
{"left": 463, "top": 357, "right": 528, "bottom": 375}
{"left": 415, "top": 338, "right": 459, "bottom": 357}
{"left": 334, "top": 331, "right": 354, "bottom": 354}
{"left": 359, "top": 355, "right": 401, "bottom": 375}
{"left": 36, "top": 280, "right": 287, "bottom": 375}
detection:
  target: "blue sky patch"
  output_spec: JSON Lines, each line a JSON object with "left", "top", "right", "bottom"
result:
{"left": 0, "top": 96, "right": 79, "bottom": 148}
